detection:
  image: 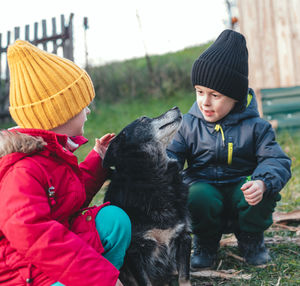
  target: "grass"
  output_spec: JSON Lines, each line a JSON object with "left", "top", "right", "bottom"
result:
{"left": 206, "top": 242, "right": 300, "bottom": 286}
{"left": 1, "top": 91, "right": 299, "bottom": 285}
{"left": 82, "top": 93, "right": 300, "bottom": 285}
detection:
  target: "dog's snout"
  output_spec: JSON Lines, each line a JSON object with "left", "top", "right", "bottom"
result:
{"left": 171, "top": 106, "right": 179, "bottom": 111}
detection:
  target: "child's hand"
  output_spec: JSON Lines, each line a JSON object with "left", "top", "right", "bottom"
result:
{"left": 240, "top": 180, "right": 266, "bottom": 206}
{"left": 94, "top": 133, "right": 115, "bottom": 159}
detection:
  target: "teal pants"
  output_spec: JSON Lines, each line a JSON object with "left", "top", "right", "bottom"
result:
{"left": 51, "top": 205, "right": 131, "bottom": 286}
{"left": 188, "top": 180, "right": 281, "bottom": 241}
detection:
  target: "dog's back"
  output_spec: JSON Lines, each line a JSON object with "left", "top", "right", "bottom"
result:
{"left": 103, "top": 107, "right": 191, "bottom": 286}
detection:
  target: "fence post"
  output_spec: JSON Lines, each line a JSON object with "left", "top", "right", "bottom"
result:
{"left": 0, "top": 14, "right": 75, "bottom": 120}
{"left": 62, "top": 13, "right": 74, "bottom": 61}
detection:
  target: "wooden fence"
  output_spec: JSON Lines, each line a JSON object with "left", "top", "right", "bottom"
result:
{"left": 237, "top": 0, "right": 300, "bottom": 115}
{"left": 0, "top": 14, "right": 74, "bottom": 119}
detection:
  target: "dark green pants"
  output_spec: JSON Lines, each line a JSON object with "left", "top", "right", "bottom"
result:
{"left": 188, "top": 180, "right": 281, "bottom": 240}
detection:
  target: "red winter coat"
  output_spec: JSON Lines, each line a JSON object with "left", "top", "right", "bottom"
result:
{"left": 0, "top": 129, "right": 119, "bottom": 286}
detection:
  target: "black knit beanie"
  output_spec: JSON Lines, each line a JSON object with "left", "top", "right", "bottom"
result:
{"left": 192, "top": 29, "right": 248, "bottom": 102}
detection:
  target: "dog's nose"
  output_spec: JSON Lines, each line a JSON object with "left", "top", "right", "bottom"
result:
{"left": 171, "top": 106, "right": 179, "bottom": 110}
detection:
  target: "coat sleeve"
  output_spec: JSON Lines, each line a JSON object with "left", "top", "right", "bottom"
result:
{"left": 79, "top": 149, "right": 109, "bottom": 207}
{"left": 0, "top": 164, "right": 119, "bottom": 286}
{"left": 252, "top": 121, "right": 292, "bottom": 196}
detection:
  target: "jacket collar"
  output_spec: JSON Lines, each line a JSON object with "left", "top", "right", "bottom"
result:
{"left": 12, "top": 128, "right": 88, "bottom": 151}
{"left": 0, "top": 129, "right": 88, "bottom": 180}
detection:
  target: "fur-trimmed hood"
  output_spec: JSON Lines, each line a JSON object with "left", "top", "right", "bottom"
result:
{"left": 0, "top": 131, "right": 46, "bottom": 158}
{"left": 0, "top": 129, "right": 89, "bottom": 183}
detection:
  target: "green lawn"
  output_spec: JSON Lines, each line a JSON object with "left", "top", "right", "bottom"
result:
{"left": 1, "top": 91, "right": 299, "bottom": 285}
{"left": 84, "top": 93, "right": 300, "bottom": 285}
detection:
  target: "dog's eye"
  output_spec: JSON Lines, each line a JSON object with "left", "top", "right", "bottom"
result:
{"left": 121, "top": 130, "right": 127, "bottom": 138}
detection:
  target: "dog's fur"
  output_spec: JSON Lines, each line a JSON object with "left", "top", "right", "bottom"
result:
{"left": 0, "top": 131, "right": 46, "bottom": 158}
{"left": 103, "top": 107, "right": 191, "bottom": 286}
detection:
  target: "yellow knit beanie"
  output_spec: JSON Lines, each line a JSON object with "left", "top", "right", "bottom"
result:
{"left": 7, "top": 40, "right": 95, "bottom": 130}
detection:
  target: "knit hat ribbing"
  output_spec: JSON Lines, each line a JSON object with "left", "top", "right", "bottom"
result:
{"left": 8, "top": 40, "right": 95, "bottom": 130}
{"left": 192, "top": 29, "right": 248, "bottom": 102}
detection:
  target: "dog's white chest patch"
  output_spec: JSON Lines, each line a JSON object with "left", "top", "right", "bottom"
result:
{"left": 143, "top": 223, "right": 184, "bottom": 245}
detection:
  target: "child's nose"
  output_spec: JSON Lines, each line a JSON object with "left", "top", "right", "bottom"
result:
{"left": 202, "top": 94, "right": 211, "bottom": 105}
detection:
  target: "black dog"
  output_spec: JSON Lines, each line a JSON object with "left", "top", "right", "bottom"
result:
{"left": 103, "top": 107, "right": 191, "bottom": 286}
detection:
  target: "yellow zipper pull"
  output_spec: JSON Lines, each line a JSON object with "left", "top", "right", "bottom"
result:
{"left": 215, "top": 124, "right": 225, "bottom": 146}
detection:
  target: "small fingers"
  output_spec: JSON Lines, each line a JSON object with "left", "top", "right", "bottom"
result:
{"left": 99, "top": 133, "right": 115, "bottom": 142}
{"left": 244, "top": 190, "right": 263, "bottom": 205}
{"left": 244, "top": 189, "right": 263, "bottom": 200}
{"left": 240, "top": 181, "right": 253, "bottom": 191}
{"left": 245, "top": 195, "right": 263, "bottom": 206}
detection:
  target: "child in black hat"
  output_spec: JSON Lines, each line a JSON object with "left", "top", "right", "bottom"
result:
{"left": 167, "top": 29, "right": 291, "bottom": 269}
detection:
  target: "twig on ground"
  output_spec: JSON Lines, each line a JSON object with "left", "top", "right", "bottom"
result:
{"left": 264, "top": 235, "right": 300, "bottom": 245}
{"left": 216, "top": 259, "right": 223, "bottom": 270}
{"left": 273, "top": 210, "right": 300, "bottom": 223}
{"left": 256, "top": 263, "right": 276, "bottom": 269}
{"left": 191, "top": 269, "right": 251, "bottom": 280}
{"left": 226, "top": 250, "right": 245, "bottom": 262}
{"left": 275, "top": 276, "right": 281, "bottom": 286}
{"left": 272, "top": 223, "right": 300, "bottom": 232}
{"left": 220, "top": 234, "right": 300, "bottom": 247}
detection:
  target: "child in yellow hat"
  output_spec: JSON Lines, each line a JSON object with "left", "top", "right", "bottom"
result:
{"left": 0, "top": 40, "right": 130, "bottom": 286}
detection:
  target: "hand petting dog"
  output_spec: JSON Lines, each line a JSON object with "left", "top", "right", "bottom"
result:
{"left": 94, "top": 133, "right": 115, "bottom": 159}
{"left": 241, "top": 180, "right": 266, "bottom": 206}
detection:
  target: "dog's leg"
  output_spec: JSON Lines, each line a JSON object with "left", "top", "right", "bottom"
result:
{"left": 126, "top": 257, "right": 153, "bottom": 286}
{"left": 175, "top": 231, "right": 192, "bottom": 286}
{"left": 119, "top": 264, "right": 139, "bottom": 286}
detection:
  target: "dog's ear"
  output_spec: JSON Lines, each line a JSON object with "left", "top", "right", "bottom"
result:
{"left": 102, "top": 139, "right": 118, "bottom": 168}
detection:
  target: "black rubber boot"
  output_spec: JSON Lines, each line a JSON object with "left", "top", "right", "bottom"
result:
{"left": 236, "top": 231, "right": 271, "bottom": 265}
{"left": 190, "top": 235, "right": 220, "bottom": 270}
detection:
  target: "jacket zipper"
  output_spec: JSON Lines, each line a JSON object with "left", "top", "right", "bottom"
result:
{"left": 214, "top": 124, "right": 225, "bottom": 180}
{"left": 228, "top": 142, "right": 233, "bottom": 165}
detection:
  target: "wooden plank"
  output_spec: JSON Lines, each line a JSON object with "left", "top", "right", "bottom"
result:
{"left": 261, "top": 86, "right": 300, "bottom": 99}
{"left": 61, "top": 15, "right": 67, "bottom": 58}
{"left": 61, "top": 14, "right": 65, "bottom": 36}
{"left": 67, "top": 13, "right": 74, "bottom": 61}
{"left": 34, "top": 22, "right": 38, "bottom": 42}
{"left": 5, "top": 31, "right": 11, "bottom": 80}
{"left": 273, "top": 0, "right": 295, "bottom": 86}
{"left": 62, "top": 14, "right": 74, "bottom": 61}
{"left": 277, "top": 117, "right": 300, "bottom": 129}
{"left": 237, "top": 0, "right": 300, "bottom": 92}
{"left": 260, "top": 0, "right": 280, "bottom": 88}
{"left": 25, "top": 25, "right": 30, "bottom": 41}
{"left": 238, "top": 0, "right": 264, "bottom": 89}
{"left": 289, "top": 0, "right": 300, "bottom": 85}
{"left": 14, "top": 27, "right": 20, "bottom": 40}
{"left": 42, "top": 19, "right": 47, "bottom": 51}
{"left": 52, "top": 17, "right": 58, "bottom": 54}
{"left": 262, "top": 102, "right": 300, "bottom": 115}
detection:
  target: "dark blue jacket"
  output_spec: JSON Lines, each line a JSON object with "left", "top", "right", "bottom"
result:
{"left": 167, "top": 89, "right": 291, "bottom": 196}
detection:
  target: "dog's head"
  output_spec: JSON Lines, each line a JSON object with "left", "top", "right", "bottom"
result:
{"left": 103, "top": 107, "right": 182, "bottom": 169}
